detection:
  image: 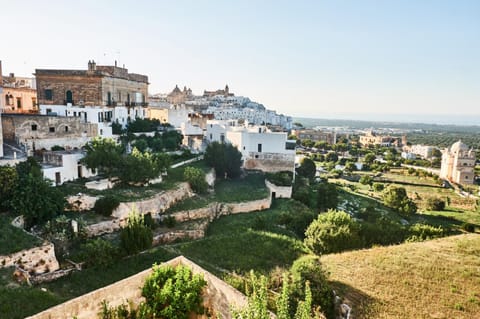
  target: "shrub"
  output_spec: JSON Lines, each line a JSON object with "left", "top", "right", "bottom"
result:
{"left": 266, "top": 171, "right": 294, "bottom": 186}
{"left": 80, "top": 238, "right": 118, "bottom": 268}
{"left": 297, "top": 158, "right": 316, "bottom": 180}
{"left": 94, "top": 195, "right": 120, "bottom": 217}
{"left": 304, "top": 210, "right": 364, "bottom": 255}
{"left": 359, "top": 175, "right": 373, "bottom": 185}
{"left": 51, "top": 145, "right": 65, "bottom": 151}
{"left": 372, "top": 182, "right": 384, "bottom": 192}
{"left": 142, "top": 264, "right": 207, "bottom": 319}
{"left": 461, "top": 222, "right": 475, "bottom": 233}
{"left": 406, "top": 223, "right": 444, "bottom": 242}
{"left": 382, "top": 186, "right": 417, "bottom": 216}
{"left": 162, "top": 215, "right": 177, "bottom": 228}
{"left": 184, "top": 166, "right": 208, "bottom": 194}
{"left": 290, "top": 255, "right": 334, "bottom": 319}
{"left": 120, "top": 210, "right": 153, "bottom": 255}
{"left": 426, "top": 198, "right": 446, "bottom": 211}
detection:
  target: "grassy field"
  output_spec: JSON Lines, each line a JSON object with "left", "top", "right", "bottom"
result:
{"left": 0, "top": 246, "right": 177, "bottom": 319}
{"left": 167, "top": 172, "right": 269, "bottom": 212}
{"left": 321, "top": 234, "right": 480, "bottom": 319}
{"left": 176, "top": 199, "right": 308, "bottom": 274}
{"left": 0, "top": 214, "right": 42, "bottom": 255}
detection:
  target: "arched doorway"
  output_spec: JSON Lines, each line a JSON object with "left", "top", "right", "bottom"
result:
{"left": 66, "top": 90, "right": 73, "bottom": 104}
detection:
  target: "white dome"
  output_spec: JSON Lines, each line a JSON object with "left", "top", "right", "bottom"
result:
{"left": 450, "top": 140, "right": 469, "bottom": 153}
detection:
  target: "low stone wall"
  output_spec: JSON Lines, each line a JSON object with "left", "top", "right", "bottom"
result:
{"left": 27, "top": 256, "right": 248, "bottom": 319}
{"left": 67, "top": 193, "right": 98, "bottom": 211}
{"left": 84, "top": 218, "right": 124, "bottom": 237}
{"left": 0, "top": 243, "right": 59, "bottom": 274}
{"left": 153, "top": 229, "right": 206, "bottom": 245}
{"left": 112, "top": 182, "right": 192, "bottom": 219}
{"left": 85, "top": 178, "right": 117, "bottom": 190}
{"left": 265, "top": 180, "right": 292, "bottom": 198}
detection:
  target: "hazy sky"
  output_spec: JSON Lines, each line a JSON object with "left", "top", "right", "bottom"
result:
{"left": 1, "top": 0, "right": 479, "bottom": 119}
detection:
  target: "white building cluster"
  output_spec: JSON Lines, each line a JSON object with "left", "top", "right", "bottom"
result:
{"left": 440, "top": 140, "right": 476, "bottom": 185}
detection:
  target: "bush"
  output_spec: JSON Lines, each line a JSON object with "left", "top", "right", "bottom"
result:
{"left": 290, "top": 255, "right": 334, "bottom": 319}
{"left": 304, "top": 210, "right": 364, "bottom": 255}
{"left": 80, "top": 238, "right": 118, "bottom": 268}
{"left": 184, "top": 166, "right": 208, "bottom": 194}
{"left": 406, "top": 223, "right": 444, "bottom": 242}
{"left": 461, "top": 222, "right": 475, "bottom": 233}
{"left": 372, "top": 182, "right": 384, "bottom": 192}
{"left": 120, "top": 211, "right": 153, "bottom": 255}
{"left": 142, "top": 264, "right": 207, "bottom": 319}
{"left": 93, "top": 195, "right": 120, "bottom": 217}
{"left": 426, "top": 198, "right": 446, "bottom": 211}
{"left": 266, "top": 171, "right": 294, "bottom": 186}
{"left": 162, "top": 215, "right": 177, "bottom": 228}
{"left": 382, "top": 186, "right": 417, "bottom": 216}
{"left": 359, "top": 175, "right": 373, "bottom": 185}
{"left": 297, "top": 158, "right": 316, "bottom": 180}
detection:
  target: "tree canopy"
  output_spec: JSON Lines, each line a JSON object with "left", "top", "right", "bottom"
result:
{"left": 204, "top": 142, "right": 242, "bottom": 178}
{"left": 382, "top": 186, "right": 417, "bottom": 216}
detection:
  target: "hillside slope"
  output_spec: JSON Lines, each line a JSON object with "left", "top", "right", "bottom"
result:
{"left": 321, "top": 234, "right": 480, "bottom": 319}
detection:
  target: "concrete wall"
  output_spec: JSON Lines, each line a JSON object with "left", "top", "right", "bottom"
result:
{"left": 244, "top": 152, "right": 295, "bottom": 173}
{"left": 0, "top": 242, "right": 59, "bottom": 274}
{"left": 27, "top": 256, "right": 248, "bottom": 319}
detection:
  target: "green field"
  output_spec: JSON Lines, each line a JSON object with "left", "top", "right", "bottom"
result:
{"left": 0, "top": 214, "right": 42, "bottom": 256}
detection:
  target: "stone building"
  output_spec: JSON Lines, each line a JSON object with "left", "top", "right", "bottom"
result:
{"left": 36, "top": 60, "right": 148, "bottom": 107}
{"left": 291, "top": 129, "right": 336, "bottom": 145}
{"left": 203, "top": 84, "right": 234, "bottom": 97}
{"left": 359, "top": 130, "right": 406, "bottom": 148}
{"left": 440, "top": 140, "right": 476, "bottom": 185}
{"left": 166, "top": 85, "right": 192, "bottom": 104}
{"left": 35, "top": 61, "right": 148, "bottom": 128}
{"left": 0, "top": 112, "right": 3, "bottom": 157}
{"left": 42, "top": 150, "right": 96, "bottom": 185}
{"left": 0, "top": 61, "right": 38, "bottom": 114}
{"left": 1, "top": 114, "right": 97, "bottom": 153}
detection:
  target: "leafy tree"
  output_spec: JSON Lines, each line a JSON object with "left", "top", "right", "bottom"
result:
{"left": 120, "top": 210, "right": 153, "bottom": 255}
{"left": 133, "top": 138, "right": 149, "bottom": 152}
{"left": 359, "top": 175, "right": 373, "bottom": 186}
{"left": 118, "top": 148, "right": 160, "bottom": 185}
{"left": 111, "top": 120, "right": 124, "bottom": 135}
{"left": 80, "top": 238, "right": 118, "bottom": 268}
{"left": 325, "top": 152, "right": 338, "bottom": 163}
{"left": 315, "top": 182, "right": 338, "bottom": 212}
{"left": 382, "top": 186, "right": 417, "bottom": 216}
{"left": 11, "top": 158, "right": 65, "bottom": 227}
{"left": 363, "top": 153, "right": 376, "bottom": 165}
{"left": 344, "top": 162, "right": 357, "bottom": 172}
{"left": 127, "top": 118, "right": 161, "bottom": 133}
{"left": 0, "top": 165, "right": 18, "bottom": 211}
{"left": 184, "top": 166, "right": 208, "bottom": 194}
{"left": 297, "top": 158, "right": 316, "bottom": 179}
{"left": 162, "top": 130, "right": 183, "bottom": 151}
{"left": 82, "top": 137, "right": 123, "bottom": 178}
{"left": 205, "top": 142, "right": 242, "bottom": 178}
{"left": 304, "top": 210, "right": 363, "bottom": 254}
{"left": 301, "top": 139, "right": 315, "bottom": 148}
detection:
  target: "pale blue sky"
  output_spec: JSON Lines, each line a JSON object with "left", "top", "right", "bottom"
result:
{"left": 1, "top": 0, "right": 479, "bottom": 119}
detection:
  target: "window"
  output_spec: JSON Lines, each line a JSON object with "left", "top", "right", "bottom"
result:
{"left": 258, "top": 143, "right": 262, "bottom": 152}
{"left": 210, "top": 133, "right": 213, "bottom": 140}
{"left": 31, "top": 124, "right": 37, "bottom": 131}
{"left": 100, "top": 129, "right": 103, "bottom": 135}
{"left": 220, "top": 134, "right": 225, "bottom": 143}
{"left": 49, "top": 127, "right": 55, "bottom": 133}
{"left": 16, "top": 97, "right": 22, "bottom": 109}
{"left": 45, "top": 89, "right": 53, "bottom": 101}
{"left": 65, "top": 126, "right": 69, "bottom": 132}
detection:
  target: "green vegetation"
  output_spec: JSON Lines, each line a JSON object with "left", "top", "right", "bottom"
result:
{"left": 0, "top": 165, "right": 18, "bottom": 211}
{"left": 184, "top": 166, "right": 208, "bottom": 194}
{"left": 204, "top": 141, "right": 242, "bottom": 178}
{"left": 120, "top": 211, "right": 153, "bottom": 255}
{"left": 266, "top": 171, "right": 294, "bottom": 186}
{"left": 297, "top": 158, "right": 316, "bottom": 180}
{"left": 0, "top": 215, "right": 42, "bottom": 255}
{"left": 382, "top": 185, "right": 417, "bottom": 216}
{"left": 93, "top": 195, "right": 120, "bottom": 216}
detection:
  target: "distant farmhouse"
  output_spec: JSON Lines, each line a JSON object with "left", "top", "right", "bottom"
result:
{"left": 440, "top": 140, "right": 476, "bottom": 185}
{"left": 291, "top": 128, "right": 336, "bottom": 145}
{"left": 359, "top": 130, "right": 406, "bottom": 148}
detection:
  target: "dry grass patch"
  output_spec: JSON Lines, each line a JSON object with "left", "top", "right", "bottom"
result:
{"left": 321, "top": 234, "right": 480, "bottom": 319}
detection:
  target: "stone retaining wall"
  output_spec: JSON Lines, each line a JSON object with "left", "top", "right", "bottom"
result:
{"left": 0, "top": 243, "right": 59, "bottom": 274}
{"left": 27, "top": 256, "right": 248, "bottom": 319}
{"left": 265, "top": 180, "right": 292, "bottom": 198}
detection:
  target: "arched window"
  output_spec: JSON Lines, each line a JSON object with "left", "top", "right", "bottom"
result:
{"left": 66, "top": 90, "right": 73, "bottom": 104}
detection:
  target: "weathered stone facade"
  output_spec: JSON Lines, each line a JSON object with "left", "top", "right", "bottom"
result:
{"left": 0, "top": 242, "right": 60, "bottom": 274}
{"left": 1, "top": 113, "right": 97, "bottom": 151}
{"left": 244, "top": 152, "right": 295, "bottom": 173}
{"left": 35, "top": 61, "right": 148, "bottom": 107}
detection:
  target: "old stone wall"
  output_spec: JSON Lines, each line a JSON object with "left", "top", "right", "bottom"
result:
{"left": 244, "top": 152, "right": 295, "bottom": 173}
{"left": 0, "top": 242, "right": 59, "bottom": 274}
{"left": 27, "top": 256, "right": 248, "bottom": 319}
{"left": 36, "top": 73, "right": 103, "bottom": 106}
{"left": 112, "top": 182, "right": 192, "bottom": 219}
{"left": 1, "top": 114, "right": 97, "bottom": 146}
{"left": 67, "top": 194, "right": 98, "bottom": 211}
{"left": 265, "top": 180, "right": 292, "bottom": 198}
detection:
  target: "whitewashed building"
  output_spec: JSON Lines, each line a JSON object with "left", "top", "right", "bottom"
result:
{"left": 42, "top": 150, "right": 96, "bottom": 185}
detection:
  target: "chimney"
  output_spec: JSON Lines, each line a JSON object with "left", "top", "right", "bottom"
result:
{"left": 115, "top": 60, "right": 117, "bottom": 67}
{"left": 88, "top": 60, "right": 96, "bottom": 71}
